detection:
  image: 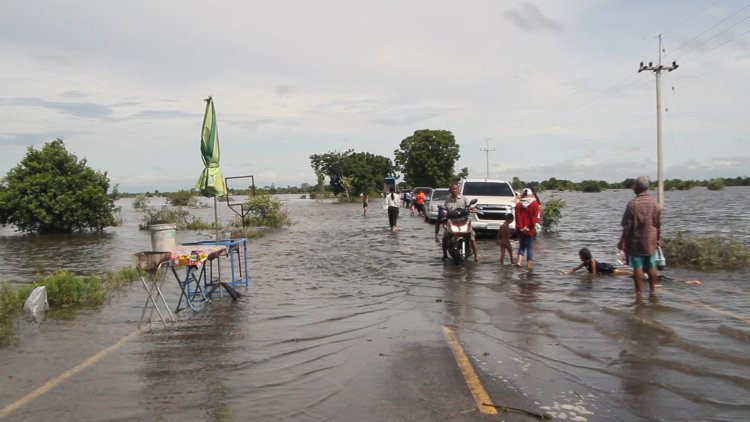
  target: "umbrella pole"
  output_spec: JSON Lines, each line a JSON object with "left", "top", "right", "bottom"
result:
{"left": 214, "top": 196, "right": 221, "bottom": 285}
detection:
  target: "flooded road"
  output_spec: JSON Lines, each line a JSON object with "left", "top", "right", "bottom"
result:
{"left": 1, "top": 188, "right": 749, "bottom": 421}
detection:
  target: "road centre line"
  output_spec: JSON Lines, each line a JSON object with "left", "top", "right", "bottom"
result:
{"left": 0, "top": 328, "right": 141, "bottom": 420}
{"left": 442, "top": 325, "right": 497, "bottom": 415}
{"left": 659, "top": 290, "right": 750, "bottom": 325}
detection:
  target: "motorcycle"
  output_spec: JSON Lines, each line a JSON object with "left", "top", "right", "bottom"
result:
{"left": 439, "top": 198, "right": 478, "bottom": 265}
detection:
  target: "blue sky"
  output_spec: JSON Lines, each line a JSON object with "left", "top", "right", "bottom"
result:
{"left": 1, "top": 0, "right": 748, "bottom": 192}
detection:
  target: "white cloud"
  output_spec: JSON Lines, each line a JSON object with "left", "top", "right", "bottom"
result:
{"left": 1, "top": 0, "right": 748, "bottom": 192}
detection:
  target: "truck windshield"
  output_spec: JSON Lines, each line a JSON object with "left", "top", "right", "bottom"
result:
{"left": 463, "top": 182, "right": 513, "bottom": 196}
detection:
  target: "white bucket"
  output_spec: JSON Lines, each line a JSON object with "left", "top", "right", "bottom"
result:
{"left": 149, "top": 223, "right": 177, "bottom": 253}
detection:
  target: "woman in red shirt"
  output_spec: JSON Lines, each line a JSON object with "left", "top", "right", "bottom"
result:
{"left": 514, "top": 188, "right": 540, "bottom": 269}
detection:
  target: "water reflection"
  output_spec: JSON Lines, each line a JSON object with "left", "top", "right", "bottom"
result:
{"left": 137, "top": 300, "right": 248, "bottom": 420}
{"left": 0, "top": 190, "right": 748, "bottom": 420}
{"left": 441, "top": 264, "right": 476, "bottom": 322}
{"left": 514, "top": 271, "right": 541, "bottom": 303}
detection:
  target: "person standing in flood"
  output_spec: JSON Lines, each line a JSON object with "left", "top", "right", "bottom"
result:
{"left": 496, "top": 214, "right": 514, "bottom": 265}
{"left": 414, "top": 190, "right": 426, "bottom": 217}
{"left": 514, "top": 188, "right": 540, "bottom": 269}
{"left": 618, "top": 175, "right": 661, "bottom": 295}
{"left": 362, "top": 193, "right": 369, "bottom": 216}
{"left": 384, "top": 187, "right": 400, "bottom": 232}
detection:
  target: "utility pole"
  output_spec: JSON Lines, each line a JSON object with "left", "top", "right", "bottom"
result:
{"left": 480, "top": 139, "right": 495, "bottom": 179}
{"left": 638, "top": 34, "right": 678, "bottom": 209}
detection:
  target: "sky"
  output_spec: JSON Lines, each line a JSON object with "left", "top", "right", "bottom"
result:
{"left": 1, "top": 0, "right": 749, "bottom": 192}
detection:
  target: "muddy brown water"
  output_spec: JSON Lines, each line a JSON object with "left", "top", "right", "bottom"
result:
{"left": 0, "top": 188, "right": 749, "bottom": 421}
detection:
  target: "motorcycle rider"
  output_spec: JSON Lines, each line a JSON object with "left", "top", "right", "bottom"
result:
{"left": 434, "top": 182, "right": 479, "bottom": 262}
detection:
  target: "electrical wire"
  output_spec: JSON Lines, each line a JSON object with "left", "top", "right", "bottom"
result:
{"left": 669, "top": 1, "right": 750, "bottom": 57}
{"left": 678, "top": 19, "right": 750, "bottom": 65}
{"left": 533, "top": 2, "right": 748, "bottom": 139}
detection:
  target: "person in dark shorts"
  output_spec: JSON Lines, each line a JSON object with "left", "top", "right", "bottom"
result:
{"left": 362, "top": 194, "right": 369, "bottom": 216}
{"left": 566, "top": 248, "right": 632, "bottom": 276}
{"left": 618, "top": 175, "right": 661, "bottom": 294}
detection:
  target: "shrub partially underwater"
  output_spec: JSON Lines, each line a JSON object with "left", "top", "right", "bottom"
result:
{"left": 0, "top": 267, "right": 141, "bottom": 347}
{"left": 138, "top": 206, "right": 213, "bottom": 230}
{"left": 662, "top": 231, "right": 749, "bottom": 271}
{"left": 240, "top": 194, "right": 292, "bottom": 229}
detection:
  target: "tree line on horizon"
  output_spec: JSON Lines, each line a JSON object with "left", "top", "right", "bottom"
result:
{"left": 241, "top": 175, "right": 746, "bottom": 196}
{"left": 118, "top": 174, "right": 748, "bottom": 198}
{"left": 2, "top": 137, "right": 746, "bottom": 235}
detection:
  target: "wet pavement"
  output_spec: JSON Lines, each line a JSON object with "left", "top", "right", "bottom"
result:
{"left": 1, "top": 189, "right": 749, "bottom": 421}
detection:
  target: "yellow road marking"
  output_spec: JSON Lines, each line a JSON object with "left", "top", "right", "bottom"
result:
{"left": 660, "top": 290, "right": 750, "bottom": 325}
{"left": 442, "top": 326, "right": 497, "bottom": 415}
{"left": 694, "top": 302, "right": 750, "bottom": 325}
{"left": 0, "top": 328, "right": 141, "bottom": 420}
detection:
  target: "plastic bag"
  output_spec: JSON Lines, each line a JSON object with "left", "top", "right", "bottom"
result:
{"left": 615, "top": 249, "right": 627, "bottom": 266}
{"left": 23, "top": 286, "right": 49, "bottom": 322}
{"left": 655, "top": 246, "right": 667, "bottom": 270}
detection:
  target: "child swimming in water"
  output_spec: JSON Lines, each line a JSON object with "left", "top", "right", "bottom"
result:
{"left": 565, "top": 248, "right": 633, "bottom": 276}
{"left": 566, "top": 248, "right": 702, "bottom": 286}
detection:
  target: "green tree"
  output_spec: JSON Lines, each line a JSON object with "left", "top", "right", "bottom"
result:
{"left": 621, "top": 178, "right": 638, "bottom": 190}
{"left": 310, "top": 150, "right": 355, "bottom": 197}
{"left": 664, "top": 179, "right": 695, "bottom": 191}
{"left": 0, "top": 139, "right": 118, "bottom": 233}
{"left": 511, "top": 176, "right": 524, "bottom": 191}
{"left": 310, "top": 150, "right": 395, "bottom": 198}
{"left": 346, "top": 151, "right": 395, "bottom": 195}
{"left": 394, "top": 129, "right": 465, "bottom": 187}
{"left": 540, "top": 177, "right": 576, "bottom": 191}
{"left": 580, "top": 180, "right": 602, "bottom": 192}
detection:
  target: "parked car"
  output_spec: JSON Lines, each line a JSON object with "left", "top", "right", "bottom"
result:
{"left": 458, "top": 179, "right": 516, "bottom": 233}
{"left": 425, "top": 188, "right": 450, "bottom": 223}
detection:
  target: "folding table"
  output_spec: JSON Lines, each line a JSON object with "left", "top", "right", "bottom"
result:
{"left": 132, "top": 251, "right": 175, "bottom": 328}
{"left": 180, "top": 238, "right": 250, "bottom": 290}
{"left": 170, "top": 244, "right": 227, "bottom": 312}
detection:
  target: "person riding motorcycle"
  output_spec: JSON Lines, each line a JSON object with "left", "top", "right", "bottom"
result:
{"left": 434, "top": 182, "right": 479, "bottom": 262}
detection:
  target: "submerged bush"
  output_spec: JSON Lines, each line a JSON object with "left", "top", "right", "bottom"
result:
{"left": 139, "top": 206, "right": 212, "bottom": 230}
{"left": 706, "top": 179, "right": 726, "bottom": 191}
{"left": 132, "top": 194, "right": 150, "bottom": 211}
{"left": 540, "top": 197, "right": 565, "bottom": 234}
{"left": 242, "top": 194, "right": 291, "bottom": 228}
{"left": 662, "top": 232, "right": 749, "bottom": 271}
{"left": 0, "top": 282, "right": 25, "bottom": 346}
{"left": 0, "top": 267, "right": 142, "bottom": 347}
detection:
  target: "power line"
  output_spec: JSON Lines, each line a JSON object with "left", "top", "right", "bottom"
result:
{"left": 537, "top": 73, "right": 652, "bottom": 135}
{"left": 533, "top": 1, "right": 748, "bottom": 138}
{"left": 669, "top": 1, "right": 750, "bottom": 57}
{"left": 675, "top": 15, "right": 750, "bottom": 64}
{"left": 660, "top": 0, "right": 723, "bottom": 37}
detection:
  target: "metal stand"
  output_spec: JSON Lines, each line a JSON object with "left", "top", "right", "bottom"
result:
{"left": 135, "top": 258, "right": 176, "bottom": 329}
{"left": 180, "top": 239, "right": 248, "bottom": 301}
{"left": 173, "top": 264, "right": 212, "bottom": 312}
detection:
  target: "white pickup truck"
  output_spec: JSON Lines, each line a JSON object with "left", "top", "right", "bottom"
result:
{"left": 458, "top": 178, "right": 517, "bottom": 233}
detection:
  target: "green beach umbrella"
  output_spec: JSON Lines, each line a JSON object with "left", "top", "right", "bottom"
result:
{"left": 195, "top": 96, "right": 226, "bottom": 197}
{"left": 193, "top": 97, "right": 239, "bottom": 299}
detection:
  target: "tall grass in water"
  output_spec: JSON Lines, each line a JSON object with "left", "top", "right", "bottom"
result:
{"left": 662, "top": 231, "right": 749, "bottom": 271}
{"left": 0, "top": 267, "right": 142, "bottom": 347}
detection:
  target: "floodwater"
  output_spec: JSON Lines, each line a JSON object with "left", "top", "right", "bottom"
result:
{"left": 0, "top": 188, "right": 749, "bottom": 421}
